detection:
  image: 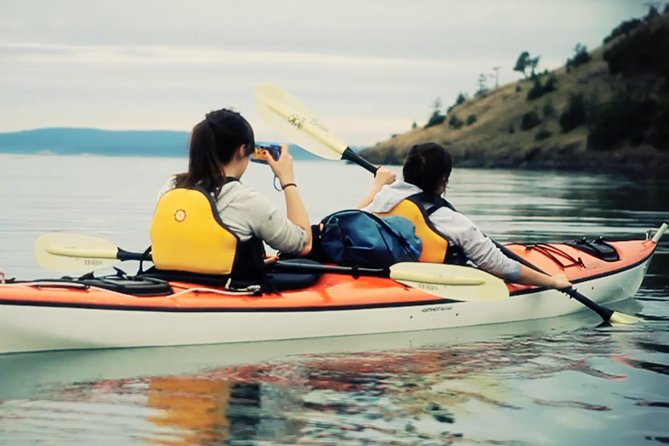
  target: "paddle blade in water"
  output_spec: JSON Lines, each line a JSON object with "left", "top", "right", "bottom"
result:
{"left": 255, "top": 84, "right": 347, "bottom": 160}
{"left": 389, "top": 262, "right": 509, "bottom": 302}
{"left": 35, "top": 233, "right": 120, "bottom": 273}
{"left": 608, "top": 311, "right": 643, "bottom": 325}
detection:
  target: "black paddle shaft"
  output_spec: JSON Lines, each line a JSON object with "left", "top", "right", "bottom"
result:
{"left": 341, "top": 147, "right": 379, "bottom": 174}
{"left": 271, "top": 261, "right": 388, "bottom": 278}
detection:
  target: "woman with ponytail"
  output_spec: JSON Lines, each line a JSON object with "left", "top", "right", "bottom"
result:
{"left": 358, "top": 142, "right": 570, "bottom": 289}
{"left": 151, "top": 108, "right": 311, "bottom": 281}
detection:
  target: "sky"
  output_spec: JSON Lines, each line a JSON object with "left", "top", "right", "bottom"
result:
{"left": 0, "top": 0, "right": 650, "bottom": 146}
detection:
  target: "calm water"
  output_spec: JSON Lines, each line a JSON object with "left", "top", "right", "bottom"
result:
{"left": 0, "top": 153, "right": 668, "bottom": 445}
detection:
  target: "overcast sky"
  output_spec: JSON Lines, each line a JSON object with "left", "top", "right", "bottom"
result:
{"left": 0, "top": 0, "right": 648, "bottom": 145}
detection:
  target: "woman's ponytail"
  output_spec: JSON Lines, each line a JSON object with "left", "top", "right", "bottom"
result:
{"left": 174, "top": 108, "right": 255, "bottom": 194}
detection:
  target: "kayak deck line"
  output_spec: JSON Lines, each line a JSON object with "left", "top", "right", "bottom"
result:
{"left": 0, "top": 295, "right": 460, "bottom": 313}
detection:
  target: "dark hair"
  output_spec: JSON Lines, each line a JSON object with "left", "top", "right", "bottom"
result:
{"left": 174, "top": 108, "right": 255, "bottom": 193}
{"left": 402, "top": 142, "right": 453, "bottom": 194}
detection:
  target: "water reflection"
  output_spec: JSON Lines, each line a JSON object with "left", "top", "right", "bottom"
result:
{"left": 2, "top": 321, "right": 657, "bottom": 445}
{"left": 0, "top": 155, "right": 668, "bottom": 445}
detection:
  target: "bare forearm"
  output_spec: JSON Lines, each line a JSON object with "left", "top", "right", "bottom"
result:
{"left": 358, "top": 167, "right": 397, "bottom": 208}
{"left": 516, "top": 265, "right": 564, "bottom": 288}
{"left": 357, "top": 184, "right": 384, "bottom": 209}
{"left": 284, "top": 186, "right": 312, "bottom": 254}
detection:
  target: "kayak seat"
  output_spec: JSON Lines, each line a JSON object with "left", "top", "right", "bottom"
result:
{"left": 565, "top": 238, "right": 621, "bottom": 262}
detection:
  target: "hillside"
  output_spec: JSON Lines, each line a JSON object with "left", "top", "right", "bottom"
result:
{"left": 0, "top": 128, "right": 320, "bottom": 160}
{"left": 362, "top": 9, "right": 669, "bottom": 175}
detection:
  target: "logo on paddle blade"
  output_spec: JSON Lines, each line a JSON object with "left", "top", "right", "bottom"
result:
{"left": 288, "top": 114, "right": 305, "bottom": 130}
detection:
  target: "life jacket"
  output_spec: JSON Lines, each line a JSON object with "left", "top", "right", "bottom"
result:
{"left": 149, "top": 184, "right": 265, "bottom": 280}
{"left": 374, "top": 192, "right": 466, "bottom": 265}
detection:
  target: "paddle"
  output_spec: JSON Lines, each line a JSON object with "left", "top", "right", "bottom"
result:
{"left": 256, "top": 84, "right": 378, "bottom": 174}
{"left": 35, "top": 233, "right": 148, "bottom": 273}
{"left": 35, "top": 233, "right": 509, "bottom": 302}
{"left": 254, "top": 83, "right": 641, "bottom": 325}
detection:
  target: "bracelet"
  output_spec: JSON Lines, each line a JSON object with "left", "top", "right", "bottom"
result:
{"left": 281, "top": 182, "right": 297, "bottom": 190}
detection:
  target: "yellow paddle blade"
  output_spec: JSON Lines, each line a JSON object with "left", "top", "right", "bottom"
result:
{"left": 255, "top": 84, "right": 348, "bottom": 160}
{"left": 389, "top": 262, "right": 510, "bottom": 302}
{"left": 608, "top": 311, "right": 643, "bottom": 325}
{"left": 35, "top": 233, "right": 120, "bottom": 273}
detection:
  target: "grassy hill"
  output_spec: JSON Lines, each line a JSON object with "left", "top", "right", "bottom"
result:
{"left": 362, "top": 8, "right": 669, "bottom": 175}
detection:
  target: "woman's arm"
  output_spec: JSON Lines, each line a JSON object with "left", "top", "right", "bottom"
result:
{"left": 516, "top": 265, "right": 572, "bottom": 289}
{"left": 281, "top": 186, "right": 312, "bottom": 255}
{"left": 357, "top": 167, "right": 396, "bottom": 209}
{"left": 432, "top": 211, "right": 572, "bottom": 289}
{"left": 266, "top": 145, "right": 312, "bottom": 255}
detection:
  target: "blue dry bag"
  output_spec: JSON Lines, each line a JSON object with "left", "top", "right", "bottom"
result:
{"left": 319, "top": 210, "right": 422, "bottom": 268}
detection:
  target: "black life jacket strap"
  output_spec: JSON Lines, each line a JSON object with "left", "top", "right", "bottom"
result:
{"left": 406, "top": 192, "right": 469, "bottom": 266}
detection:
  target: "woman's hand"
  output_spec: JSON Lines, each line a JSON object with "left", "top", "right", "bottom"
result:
{"left": 264, "top": 255, "right": 279, "bottom": 265}
{"left": 265, "top": 144, "right": 312, "bottom": 255}
{"left": 266, "top": 144, "right": 295, "bottom": 186}
{"left": 551, "top": 273, "right": 572, "bottom": 290}
{"left": 374, "top": 167, "right": 396, "bottom": 187}
{"left": 357, "top": 166, "right": 396, "bottom": 209}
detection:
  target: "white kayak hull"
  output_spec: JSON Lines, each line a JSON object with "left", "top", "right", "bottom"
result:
{"left": 0, "top": 256, "right": 651, "bottom": 355}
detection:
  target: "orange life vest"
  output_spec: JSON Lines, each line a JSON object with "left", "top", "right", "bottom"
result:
{"left": 375, "top": 193, "right": 465, "bottom": 264}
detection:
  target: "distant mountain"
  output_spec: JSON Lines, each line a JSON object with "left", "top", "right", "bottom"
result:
{"left": 0, "top": 127, "right": 322, "bottom": 160}
{"left": 0, "top": 128, "right": 188, "bottom": 157}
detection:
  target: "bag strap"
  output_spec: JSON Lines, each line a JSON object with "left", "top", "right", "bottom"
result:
{"left": 365, "top": 211, "right": 421, "bottom": 258}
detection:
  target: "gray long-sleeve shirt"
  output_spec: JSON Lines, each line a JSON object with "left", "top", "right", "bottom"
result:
{"left": 362, "top": 181, "right": 521, "bottom": 281}
{"left": 158, "top": 179, "right": 307, "bottom": 255}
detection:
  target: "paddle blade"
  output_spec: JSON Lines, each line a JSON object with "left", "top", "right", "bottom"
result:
{"left": 35, "top": 233, "right": 120, "bottom": 273}
{"left": 389, "top": 263, "right": 510, "bottom": 302}
{"left": 255, "top": 84, "right": 348, "bottom": 160}
{"left": 608, "top": 311, "right": 643, "bottom": 325}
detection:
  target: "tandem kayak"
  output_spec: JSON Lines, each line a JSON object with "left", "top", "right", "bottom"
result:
{"left": 0, "top": 224, "right": 666, "bottom": 355}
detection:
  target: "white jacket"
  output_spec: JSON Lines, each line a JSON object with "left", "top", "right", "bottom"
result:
{"left": 362, "top": 181, "right": 521, "bottom": 281}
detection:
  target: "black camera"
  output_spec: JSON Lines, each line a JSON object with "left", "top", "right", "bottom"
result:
{"left": 252, "top": 144, "right": 282, "bottom": 164}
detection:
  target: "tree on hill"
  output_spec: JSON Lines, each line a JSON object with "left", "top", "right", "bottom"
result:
{"left": 527, "top": 73, "right": 558, "bottom": 101}
{"left": 448, "top": 93, "right": 468, "bottom": 113}
{"left": 425, "top": 97, "right": 446, "bottom": 128}
{"left": 645, "top": 4, "right": 661, "bottom": 20}
{"left": 567, "top": 43, "right": 592, "bottom": 69}
{"left": 476, "top": 73, "right": 488, "bottom": 95}
{"left": 528, "top": 55, "right": 541, "bottom": 77}
{"left": 514, "top": 51, "right": 541, "bottom": 78}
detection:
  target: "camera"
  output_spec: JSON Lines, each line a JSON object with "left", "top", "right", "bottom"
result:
{"left": 251, "top": 144, "right": 282, "bottom": 164}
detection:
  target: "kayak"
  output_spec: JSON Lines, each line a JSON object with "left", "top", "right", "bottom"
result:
{"left": 0, "top": 224, "right": 665, "bottom": 355}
